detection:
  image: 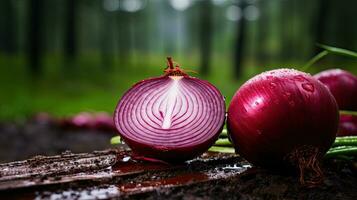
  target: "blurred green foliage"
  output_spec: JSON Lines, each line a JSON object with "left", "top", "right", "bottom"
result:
{"left": 1, "top": 0, "right": 357, "bottom": 120}
{"left": 1, "top": 52, "right": 356, "bottom": 120}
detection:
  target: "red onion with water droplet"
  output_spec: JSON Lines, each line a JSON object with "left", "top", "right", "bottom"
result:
{"left": 314, "top": 69, "right": 357, "bottom": 111}
{"left": 114, "top": 57, "right": 226, "bottom": 162}
{"left": 337, "top": 114, "right": 357, "bottom": 136}
{"left": 227, "top": 69, "right": 338, "bottom": 182}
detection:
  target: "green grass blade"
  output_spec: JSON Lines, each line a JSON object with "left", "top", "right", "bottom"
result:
{"left": 220, "top": 129, "right": 228, "bottom": 137}
{"left": 340, "top": 110, "right": 357, "bottom": 116}
{"left": 208, "top": 146, "right": 235, "bottom": 153}
{"left": 302, "top": 50, "right": 328, "bottom": 71}
{"left": 214, "top": 138, "right": 232, "bottom": 146}
{"left": 317, "top": 44, "right": 357, "bottom": 58}
{"left": 325, "top": 146, "right": 357, "bottom": 158}
{"left": 333, "top": 136, "right": 357, "bottom": 147}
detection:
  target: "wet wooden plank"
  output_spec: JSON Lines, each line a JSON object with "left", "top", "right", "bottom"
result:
{"left": 1, "top": 149, "right": 355, "bottom": 200}
{"left": 0, "top": 149, "right": 118, "bottom": 190}
{"left": 0, "top": 148, "right": 250, "bottom": 199}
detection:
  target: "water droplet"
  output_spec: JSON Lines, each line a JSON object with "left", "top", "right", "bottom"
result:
{"left": 270, "top": 82, "right": 277, "bottom": 89}
{"left": 289, "top": 101, "right": 295, "bottom": 107}
{"left": 294, "top": 75, "right": 307, "bottom": 82}
{"left": 122, "top": 156, "right": 131, "bottom": 162}
{"left": 120, "top": 138, "right": 126, "bottom": 145}
{"left": 255, "top": 101, "right": 260, "bottom": 106}
{"left": 242, "top": 164, "right": 251, "bottom": 168}
{"left": 302, "top": 83, "right": 314, "bottom": 92}
{"left": 222, "top": 164, "right": 244, "bottom": 170}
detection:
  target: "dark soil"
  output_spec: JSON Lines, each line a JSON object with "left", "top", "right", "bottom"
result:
{"left": 0, "top": 120, "right": 356, "bottom": 199}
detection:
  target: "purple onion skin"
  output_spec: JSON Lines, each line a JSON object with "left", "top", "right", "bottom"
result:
{"left": 228, "top": 69, "right": 339, "bottom": 169}
{"left": 338, "top": 114, "right": 357, "bottom": 136}
{"left": 114, "top": 64, "right": 226, "bottom": 163}
{"left": 314, "top": 69, "right": 357, "bottom": 111}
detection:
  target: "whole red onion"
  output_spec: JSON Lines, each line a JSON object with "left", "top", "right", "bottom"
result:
{"left": 114, "top": 57, "right": 225, "bottom": 162}
{"left": 314, "top": 69, "right": 357, "bottom": 111}
{"left": 227, "top": 69, "right": 339, "bottom": 172}
{"left": 337, "top": 114, "right": 357, "bottom": 136}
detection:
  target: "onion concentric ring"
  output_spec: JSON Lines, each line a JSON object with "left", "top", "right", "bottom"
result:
{"left": 114, "top": 58, "right": 225, "bottom": 162}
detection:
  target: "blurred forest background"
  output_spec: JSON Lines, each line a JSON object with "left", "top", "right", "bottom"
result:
{"left": 1, "top": 0, "right": 357, "bottom": 120}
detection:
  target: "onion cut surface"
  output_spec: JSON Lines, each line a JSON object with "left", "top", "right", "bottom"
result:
{"left": 114, "top": 58, "right": 225, "bottom": 162}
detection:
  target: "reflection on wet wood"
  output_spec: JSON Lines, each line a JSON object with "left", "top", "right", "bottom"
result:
{"left": 0, "top": 149, "right": 251, "bottom": 199}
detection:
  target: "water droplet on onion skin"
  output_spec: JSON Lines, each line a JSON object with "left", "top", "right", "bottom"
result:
{"left": 301, "top": 83, "right": 315, "bottom": 92}
{"left": 256, "top": 130, "right": 262, "bottom": 135}
{"left": 289, "top": 101, "right": 295, "bottom": 107}
{"left": 293, "top": 75, "right": 307, "bottom": 82}
{"left": 273, "top": 99, "right": 279, "bottom": 105}
{"left": 270, "top": 82, "right": 277, "bottom": 89}
{"left": 283, "top": 92, "right": 292, "bottom": 99}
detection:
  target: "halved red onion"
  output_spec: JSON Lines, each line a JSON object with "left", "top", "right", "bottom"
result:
{"left": 114, "top": 57, "right": 226, "bottom": 162}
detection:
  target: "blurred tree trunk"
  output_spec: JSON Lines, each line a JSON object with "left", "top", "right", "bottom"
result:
{"left": 280, "top": 0, "right": 293, "bottom": 61}
{"left": 65, "top": 0, "right": 77, "bottom": 63}
{"left": 256, "top": 1, "right": 269, "bottom": 64}
{"left": 101, "top": 11, "right": 114, "bottom": 70}
{"left": 334, "top": 1, "right": 357, "bottom": 50}
{"left": 314, "top": 0, "right": 330, "bottom": 54}
{"left": 117, "top": 12, "right": 130, "bottom": 67}
{"left": 0, "top": 0, "right": 16, "bottom": 54}
{"left": 199, "top": 0, "right": 213, "bottom": 75}
{"left": 234, "top": 1, "right": 247, "bottom": 78}
{"left": 27, "top": 0, "right": 44, "bottom": 76}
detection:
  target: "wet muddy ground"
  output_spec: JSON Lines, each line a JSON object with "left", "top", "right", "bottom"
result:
{"left": 0, "top": 120, "right": 356, "bottom": 199}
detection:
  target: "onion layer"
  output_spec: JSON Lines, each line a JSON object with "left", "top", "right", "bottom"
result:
{"left": 314, "top": 69, "right": 357, "bottom": 111}
{"left": 227, "top": 69, "right": 339, "bottom": 180}
{"left": 114, "top": 58, "right": 225, "bottom": 162}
